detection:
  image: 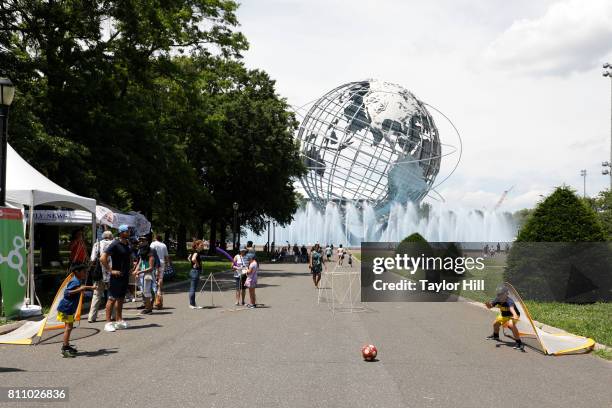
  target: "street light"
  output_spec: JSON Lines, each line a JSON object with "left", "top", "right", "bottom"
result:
{"left": 603, "top": 63, "right": 612, "bottom": 190}
{"left": 232, "top": 202, "right": 239, "bottom": 252}
{"left": 0, "top": 77, "right": 15, "bottom": 207}
{"left": 580, "top": 169, "right": 587, "bottom": 198}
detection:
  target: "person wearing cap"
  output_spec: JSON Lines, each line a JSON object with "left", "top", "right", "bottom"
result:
{"left": 57, "top": 263, "right": 96, "bottom": 357}
{"left": 485, "top": 286, "right": 524, "bottom": 350}
{"left": 101, "top": 224, "right": 133, "bottom": 332}
{"left": 88, "top": 230, "right": 114, "bottom": 323}
{"left": 233, "top": 245, "right": 249, "bottom": 306}
{"left": 150, "top": 234, "right": 171, "bottom": 302}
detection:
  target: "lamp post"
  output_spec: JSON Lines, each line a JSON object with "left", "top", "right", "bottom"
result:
{"left": 0, "top": 78, "right": 15, "bottom": 206}
{"left": 603, "top": 63, "right": 612, "bottom": 190}
{"left": 580, "top": 169, "right": 587, "bottom": 198}
{"left": 232, "top": 202, "right": 239, "bottom": 252}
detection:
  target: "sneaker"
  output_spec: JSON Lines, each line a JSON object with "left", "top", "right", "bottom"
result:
{"left": 513, "top": 342, "right": 525, "bottom": 351}
{"left": 485, "top": 334, "right": 501, "bottom": 341}
{"left": 61, "top": 346, "right": 77, "bottom": 358}
{"left": 246, "top": 304, "right": 256, "bottom": 309}
{"left": 189, "top": 305, "right": 203, "bottom": 309}
{"left": 88, "top": 317, "right": 97, "bottom": 323}
{"left": 104, "top": 322, "right": 116, "bottom": 332}
{"left": 115, "top": 320, "right": 129, "bottom": 329}
{"left": 140, "top": 309, "right": 152, "bottom": 315}
{"left": 235, "top": 302, "right": 240, "bottom": 306}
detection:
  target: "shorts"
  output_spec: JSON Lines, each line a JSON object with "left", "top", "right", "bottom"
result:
{"left": 57, "top": 312, "right": 75, "bottom": 323}
{"left": 234, "top": 274, "right": 247, "bottom": 290}
{"left": 108, "top": 276, "right": 129, "bottom": 300}
{"left": 495, "top": 315, "right": 517, "bottom": 326}
{"left": 245, "top": 278, "right": 257, "bottom": 288}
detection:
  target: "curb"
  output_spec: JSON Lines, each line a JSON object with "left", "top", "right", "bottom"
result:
{"left": 466, "top": 300, "right": 611, "bottom": 353}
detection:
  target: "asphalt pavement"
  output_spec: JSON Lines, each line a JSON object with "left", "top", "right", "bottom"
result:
{"left": 1, "top": 262, "right": 610, "bottom": 408}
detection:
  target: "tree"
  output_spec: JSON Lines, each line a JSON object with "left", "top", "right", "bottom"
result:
{"left": 505, "top": 187, "right": 609, "bottom": 301}
{"left": 0, "top": 0, "right": 247, "bottom": 214}
{"left": 516, "top": 186, "right": 605, "bottom": 242}
{"left": 584, "top": 190, "right": 612, "bottom": 241}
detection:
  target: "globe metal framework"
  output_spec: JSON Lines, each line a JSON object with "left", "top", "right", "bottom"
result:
{"left": 297, "top": 79, "right": 443, "bottom": 210}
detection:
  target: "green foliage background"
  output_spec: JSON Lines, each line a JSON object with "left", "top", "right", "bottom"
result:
{"left": 0, "top": 0, "right": 305, "bottom": 250}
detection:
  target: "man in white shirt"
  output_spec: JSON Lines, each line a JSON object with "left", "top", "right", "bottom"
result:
{"left": 150, "top": 234, "right": 171, "bottom": 294}
{"left": 88, "top": 230, "right": 114, "bottom": 322}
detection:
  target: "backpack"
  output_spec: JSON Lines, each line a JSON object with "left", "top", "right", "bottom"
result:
{"left": 89, "top": 241, "right": 103, "bottom": 282}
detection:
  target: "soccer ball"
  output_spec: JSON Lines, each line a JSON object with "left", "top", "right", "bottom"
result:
{"left": 361, "top": 344, "right": 378, "bottom": 361}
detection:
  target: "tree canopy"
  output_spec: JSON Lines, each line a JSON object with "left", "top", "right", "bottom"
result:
{"left": 516, "top": 186, "right": 606, "bottom": 242}
{"left": 0, "top": 0, "right": 305, "bottom": 247}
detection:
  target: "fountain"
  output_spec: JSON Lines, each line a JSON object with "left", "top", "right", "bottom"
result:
{"left": 244, "top": 201, "right": 517, "bottom": 246}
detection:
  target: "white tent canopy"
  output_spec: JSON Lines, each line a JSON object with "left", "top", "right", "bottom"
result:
{"left": 5, "top": 143, "right": 97, "bottom": 314}
{"left": 5, "top": 144, "right": 96, "bottom": 212}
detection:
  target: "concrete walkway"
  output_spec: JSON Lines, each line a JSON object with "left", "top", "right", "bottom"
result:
{"left": 1, "top": 262, "right": 610, "bottom": 408}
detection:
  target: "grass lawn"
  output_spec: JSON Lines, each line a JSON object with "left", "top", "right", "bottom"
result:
{"left": 170, "top": 259, "right": 232, "bottom": 281}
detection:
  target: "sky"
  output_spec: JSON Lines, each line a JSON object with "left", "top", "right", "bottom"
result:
{"left": 236, "top": 0, "right": 612, "bottom": 211}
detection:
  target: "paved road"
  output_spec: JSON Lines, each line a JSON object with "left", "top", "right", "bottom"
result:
{"left": 1, "top": 262, "right": 610, "bottom": 408}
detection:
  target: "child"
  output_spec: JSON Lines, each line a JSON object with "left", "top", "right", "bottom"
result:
{"left": 485, "top": 286, "right": 524, "bottom": 351}
{"left": 57, "top": 263, "right": 95, "bottom": 357}
{"left": 245, "top": 254, "right": 258, "bottom": 309}
{"left": 348, "top": 251, "right": 353, "bottom": 267}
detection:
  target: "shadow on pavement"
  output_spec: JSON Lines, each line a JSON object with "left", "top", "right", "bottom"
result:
{"left": 38, "top": 328, "right": 100, "bottom": 345}
{"left": 125, "top": 323, "right": 162, "bottom": 330}
{"left": 77, "top": 348, "right": 119, "bottom": 357}
{"left": 0, "top": 367, "right": 26, "bottom": 373}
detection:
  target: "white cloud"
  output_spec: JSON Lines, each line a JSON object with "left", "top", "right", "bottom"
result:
{"left": 484, "top": 0, "right": 612, "bottom": 76}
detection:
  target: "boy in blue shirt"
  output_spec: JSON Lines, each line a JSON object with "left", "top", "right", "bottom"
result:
{"left": 57, "top": 263, "right": 95, "bottom": 357}
{"left": 485, "top": 286, "right": 524, "bottom": 351}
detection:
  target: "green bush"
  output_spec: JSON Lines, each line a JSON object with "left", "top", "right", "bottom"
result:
{"left": 517, "top": 186, "right": 606, "bottom": 242}
{"left": 506, "top": 187, "right": 609, "bottom": 302}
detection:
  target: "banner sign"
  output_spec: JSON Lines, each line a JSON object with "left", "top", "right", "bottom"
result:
{"left": 0, "top": 208, "right": 27, "bottom": 319}
{"left": 24, "top": 209, "right": 91, "bottom": 224}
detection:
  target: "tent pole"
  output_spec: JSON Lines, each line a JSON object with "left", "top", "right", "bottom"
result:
{"left": 91, "top": 212, "right": 96, "bottom": 248}
{"left": 28, "top": 196, "right": 35, "bottom": 305}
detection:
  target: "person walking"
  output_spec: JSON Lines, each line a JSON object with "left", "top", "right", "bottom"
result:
{"left": 150, "top": 234, "right": 170, "bottom": 308}
{"left": 325, "top": 244, "right": 332, "bottom": 262}
{"left": 300, "top": 244, "right": 308, "bottom": 263}
{"left": 337, "top": 244, "right": 345, "bottom": 266}
{"left": 101, "top": 225, "right": 132, "bottom": 332}
{"left": 309, "top": 243, "right": 325, "bottom": 288}
{"left": 189, "top": 240, "right": 205, "bottom": 309}
{"left": 88, "top": 230, "right": 114, "bottom": 323}
{"left": 293, "top": 243, "right": 300, "bottom": 263}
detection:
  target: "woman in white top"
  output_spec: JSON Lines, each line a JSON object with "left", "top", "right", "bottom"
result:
{"left": 232, "top": 245, "right": 248, "bottom": 306}
{"left": 337, "top": 244, "right": 345, "bottom": 266}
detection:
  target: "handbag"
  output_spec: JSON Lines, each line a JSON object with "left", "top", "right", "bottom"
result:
{"left": 154, "top": 292, "right": 163, "bottom": 309}
{"left": 89, "top": 241, "right": 103, "bottom": 281}
{"left": 163, "top": 263, "right": 176, "bottom": 279}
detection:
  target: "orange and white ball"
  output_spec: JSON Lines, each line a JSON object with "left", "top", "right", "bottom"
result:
{"left": 361, "top": 344, "right": 377, "bottom": 361}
